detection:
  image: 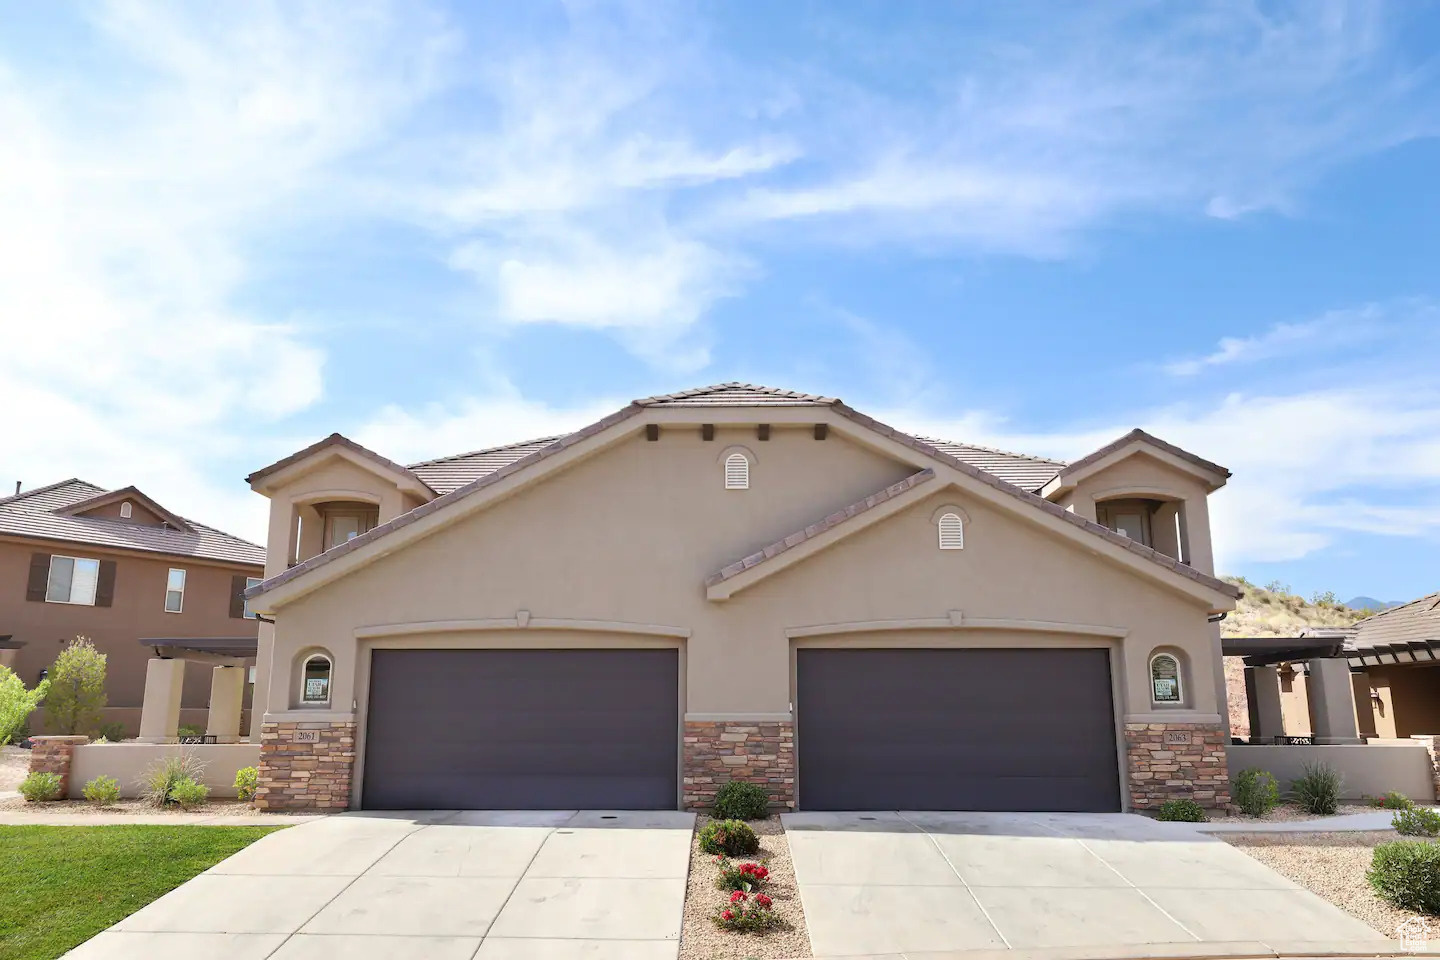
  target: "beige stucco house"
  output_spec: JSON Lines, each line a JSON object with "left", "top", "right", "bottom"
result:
{"left": 242, "top": 383, "right": 1241, "bottom": 813}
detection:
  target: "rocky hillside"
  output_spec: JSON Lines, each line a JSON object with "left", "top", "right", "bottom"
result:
{"left": 1221, "top": 578, "right": 1372, "bottom": 738}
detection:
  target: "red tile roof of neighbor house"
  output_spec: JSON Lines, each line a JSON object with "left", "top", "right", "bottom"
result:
{"left": 0, "top": 479, "right": 264, "bottom": 566}
{"left": 249, "top": 382, "right": 1241, "bottom": 602}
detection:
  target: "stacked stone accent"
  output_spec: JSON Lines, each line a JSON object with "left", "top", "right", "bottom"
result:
{"left": 255, "top": 720, "right": 356, "bottom": 811}
{"left": 27, "top": 736, "right": 90, "bottom": 797}
{"left": 1410, "top": 736, "right": 1440, "bottom": 800}
{"left": 683, "top": 720, "right": 794, "bottom": 811}
{"left": 1124, "top": 721, "right": 1231, "bottom": 811}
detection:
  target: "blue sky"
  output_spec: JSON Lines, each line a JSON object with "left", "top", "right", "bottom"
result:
{"left": 1, "top": 1, "right": 1438, "bottom": 601}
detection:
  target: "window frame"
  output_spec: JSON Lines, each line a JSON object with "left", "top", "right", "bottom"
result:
{"left": 45, "top": 554, "right": 101, "bottom": 606}
{"left": 724, "top": 452, "right": 750, "bottom": 490}
{"left": 937, "top": 512, "right": 965, "bottom": 550}
{"left": 242, "top": 576, "right": 263, "bottom": 619}
{"left": 300, "top": 654, "right": 333, "bottom": 705}
{"left": 164, "top": 567, "right": 186, "bottom": 614}
{"left": 119, "top": 501, "right": 133, "bottom": 519}
{"left": 1149, "top": 652, "right": 1184, "bottom": 705}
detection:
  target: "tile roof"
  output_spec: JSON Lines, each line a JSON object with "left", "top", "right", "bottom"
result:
{"left": 0, "top": 479, "right": 264, "bottom": 567}
{"left": 918, "top": 439, "right": 1064, "bottom": 493}
{"left": 1349, "top": 591, "right": 1440, "bottom": 651}
{"left": 409, "top": 437, "right": 565, "bottom": 495}
{"left": 637, "top": 382, "right": 837, "bottom": 406}
{"left": 1057, "top": 428, "right": 1231, "bottom": 483}
{"left": 246, "top": 433, "right": 438, "bottom": 494}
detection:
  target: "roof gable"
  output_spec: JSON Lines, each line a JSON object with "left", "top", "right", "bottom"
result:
{"left": 247, "top": 433, "right": 437, "bottom": 498}
{"left": 57, "top": 485, "right": 194, "bottom": 533}
{"left": 1041, "top": 429, "right": 1229, "bottom": 496}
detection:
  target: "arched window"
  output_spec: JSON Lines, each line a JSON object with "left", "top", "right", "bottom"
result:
{"left": 119, "top": 501, "right": 132, "bottom": 519}
{"left": 937, "top": 512, "right": 965, "bottom": 550}
{"left": 724, "top": 453, "right": 750, "bottom": 490}
{"left": 1150, "top": 652, "right": 1183, "bottom": 704}
{"left": 301, "top": 654, "right": 332, "bottom": 705}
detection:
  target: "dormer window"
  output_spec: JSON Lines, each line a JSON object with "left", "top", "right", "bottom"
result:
{"left": 724, "top": 453, "right": 750, "bottom": 490}
{"left": 119, "top": 501, "right": 132, "bottom": 519}
{"left": 1096, "top": 500, "right": 1152, "bottom": 547}
{"left": 937, "top": 513, "right": 965, "bottom": 550}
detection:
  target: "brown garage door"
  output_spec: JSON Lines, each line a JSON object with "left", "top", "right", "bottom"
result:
{"left": 362, "top": 649, "right": 678, "bottom": 809}
{"left": 797, "top": 648, "right": 1121, "bottom": 811}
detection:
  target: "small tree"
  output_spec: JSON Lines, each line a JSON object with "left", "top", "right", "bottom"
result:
{"left": 0, "top": 666, "right": 49, "bottom": 745}
{"left": 45, "top": 637, "right": 107, "bottom": 736}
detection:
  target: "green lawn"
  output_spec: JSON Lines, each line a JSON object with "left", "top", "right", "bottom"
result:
{"left": 0, "top": 825, "right": 284, "bottom": 960}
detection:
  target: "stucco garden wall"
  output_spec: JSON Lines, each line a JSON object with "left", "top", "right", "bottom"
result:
{"left": 1228, "top": 742, "right": 1436, "bottom": 802}
{"left": 63, "top": 743, "right": 260, "bottom": 799}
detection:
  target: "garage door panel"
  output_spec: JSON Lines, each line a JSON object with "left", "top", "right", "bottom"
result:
{"left": 797, "top": 648, "right": 1121, "bottom": 812}
{"left": 363, "top": 649, "right": 678, "bottom": 810}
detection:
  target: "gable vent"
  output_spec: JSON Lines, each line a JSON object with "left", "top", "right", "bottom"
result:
{"left": 937, "top": 512, "right": 964, "bottom": 550}
{"left": 724, "top": 453, "right": 750, "bottom": 490}
{"left": 119, "top": 501, "right": 132, "bottom": 520}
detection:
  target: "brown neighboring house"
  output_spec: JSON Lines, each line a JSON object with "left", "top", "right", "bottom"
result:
{"left": 240, "top": 382, "right": 1242, "bottom": 813}
{"left": 0, "top": 479, "right": 265, "bottom": 735}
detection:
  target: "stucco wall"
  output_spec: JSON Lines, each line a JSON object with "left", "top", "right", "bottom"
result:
{"left": 1359, "top": 665, "right": 1440, "bottom": 739}
{"left": 66, "top": 742, "right": 260, "bottom": 799}
{"left": 1228, "top": 742, "right": 1436, "bottom": 802}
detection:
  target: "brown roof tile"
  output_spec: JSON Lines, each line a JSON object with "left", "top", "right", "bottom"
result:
{"left": 1350, "top": 591, "right": 1440, "bottom": 651}
{"left": 408, "top": 437, "right": 564, "bottom": 495}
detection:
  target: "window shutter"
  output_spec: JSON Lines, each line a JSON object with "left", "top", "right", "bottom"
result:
{"left": 25, "top": 553, "right": 50, "bottom": 601}
{"left": 94, "top": 560, "right": 117, "bottom": 608}
{"left": 229, "top": 574, "right": 249, "bottom": 619}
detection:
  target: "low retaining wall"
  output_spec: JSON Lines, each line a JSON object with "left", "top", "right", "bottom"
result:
{"left": 1227, "top": 742, "right": 1435, "bottom": 802}
{"left": 64, "top": 743, "right": 261, "bottom": 800}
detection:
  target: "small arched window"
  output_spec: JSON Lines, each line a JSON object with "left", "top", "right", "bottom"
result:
{"left": 937, "top": 512, "right": 965, "bottom": 550}
{"left": 724, "top": 453, "right": 750, "bottom": 490}
{"left": 119, "top": 501, "right": 132, "bottom": 519}
{"left": 1150, "top": 652, "right": 1183, "bottom": 704}
{"left": 301, "top": 654, "right": 332, "bottom": 705}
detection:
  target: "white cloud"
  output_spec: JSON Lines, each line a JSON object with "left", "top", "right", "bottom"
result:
{"left": 1162, "top": 303, "right": 1397, "bottom": 376}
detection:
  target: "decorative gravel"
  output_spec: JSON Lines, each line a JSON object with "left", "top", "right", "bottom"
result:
{"left": 680, "top": 815, "right": 812, "bottom": 959}
{"left": 0, "top": 796, "right": 302, "bottom": 817}
{"left": 1208, "top": 801, "right": 1375, "bottom": 824}
{"left": 0, "top": 745, "right": 28, "bottom": 792}
{"left": 1225, "top": 830, "right": 1424, "bottom": 936}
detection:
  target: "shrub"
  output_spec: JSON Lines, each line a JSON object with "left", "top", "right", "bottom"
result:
{"left": 1368, "top": 840, "right": 1440, "bottom": 913}
{"left": 1233, "top": 767, "right": 1280, "bottom": 817}
{"left": 713, "top": 780, "right": 769, "bottom": 821}
{"left": 140, "top": 751, "right": 209, "bottom": 807}
{"left": 169, "top": 777, "right": 210, "bottom": 808}
{"left": 1156, "top": 799, "right": 1207, "bottom": 822}
{"left": 715, "top": 857, "right": 770, "bottom": 892}
{"left": 19, "top": 771, "right": 62, "bottom": 802}
{"left": 699, "top": 819, "right": 760, "bottom": 857}
{"left": 1290, "top": 761, "right": 1342, "bottom": 816}
{"left": 176, "top": 724, "right": 205, "bottom": 739}
{"left": 234, "top": 766, "right": 259, "bottom": 802}
{"left": 82, "top": 775, "right": 121, "bottom": 806}
{"left": 1376, "top": 791, "right": 1415, "bottom": 810}
{"left": 0, "top": 666, "right": 49, "bottom": 746}
{"left": 96, "top": 722, "right": 127, "bottom": 743}
{"left": 1393, "top": 806, "right": 1440, "bottom": 838}
{"left": 714, "top": 889, "right": 780, "bottom": 932}
{"left": 45, "top": 637, "right": 107, "bottom": 736}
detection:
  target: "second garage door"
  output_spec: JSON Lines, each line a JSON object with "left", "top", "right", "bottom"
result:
{"left": 362, "top": 648, "right": 679, "bottom": 810}
{"left": 797, "top": 647, "right": 1121, "bottom": 811}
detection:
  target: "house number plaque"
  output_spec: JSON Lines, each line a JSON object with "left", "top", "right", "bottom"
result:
{"left": 294, "top": 730, "right": 321, "bottom": 744}
{"left": 1163, "top": 731, "right": 1192, "bottom": 746}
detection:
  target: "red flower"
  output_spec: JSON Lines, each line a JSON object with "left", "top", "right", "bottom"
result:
{"left": 756, "top": 893, "right": 773, "bottom": 908}
{"left": 730, "top": 890, "right": 746, "bottom": 903}
{"left": 721, "top": 909, "right": 733, "bottom": 921}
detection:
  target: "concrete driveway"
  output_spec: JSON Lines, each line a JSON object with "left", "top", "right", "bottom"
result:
{"left": 784, "top": 811, "right": 1389, "bottom": 958}
{"left": 67, "top": 809, "right": 694, "bottom": 960}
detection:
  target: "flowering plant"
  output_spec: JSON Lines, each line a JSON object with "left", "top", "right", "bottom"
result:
{"left": 713, "top": 889, "right": 780, "bottom": 932}
{"left": 715, "top": 857, "right": 770, "bottom": 892}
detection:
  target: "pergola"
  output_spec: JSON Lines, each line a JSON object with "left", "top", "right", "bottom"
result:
{"left": 1223, "top": 631, "right": 1361, "bottom": 744}
{"left": 137, "top": 637, "right": 259, "bottom": 743}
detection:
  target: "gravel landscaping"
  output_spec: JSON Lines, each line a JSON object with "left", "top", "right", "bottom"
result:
{"left": 680, "top": 815, "right": 811, "bottom": 959}
{"left": 1208, "top": 801, "right": 1375, "bottom": 824}
{"left": 0, "top": 745, "right": 28, "bottom": 792}
{"left": 1226, "top": 830, "right": 1425, "bottom": 937}
{"left": 0, "top": 796, "right": 302, "bottom": 818}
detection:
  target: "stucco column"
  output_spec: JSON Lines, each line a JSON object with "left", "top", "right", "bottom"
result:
{"left": 1244, "top": 664, "right": 1285, "bottom": 742}
{"left": 1151, "top": 501, "right": 1182, "bottom": 561}
{"left": 137, "top": 658, "right": 186, "bottom": 742}
{"left": 1306, "top": 657, "right": 1362, "bottom": 744}
{"left": 206, "top": 666, "right": 246, "bottom": 742}
{"left": 296, "top": 503, "right": 325, "bottom": 562}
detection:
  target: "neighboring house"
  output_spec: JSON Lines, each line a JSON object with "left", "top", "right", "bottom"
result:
{"left": 0, "top": 479, "right": 265, "bottom": 735}
{"left": 242, "top": 382, "right": 1240, "bottom": 813}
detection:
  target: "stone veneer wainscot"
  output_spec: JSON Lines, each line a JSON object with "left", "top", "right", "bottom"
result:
{"left": 26, "top": 735, "right": 91, "bottom": 797}
{"left": 1125, "top": 721, "right": 1231, "bottom": 810}
{"left": 683, "top": 720, "right": 794, "bottom": 811}
{"left": 254, "top": 719, "right": 356, "bottom": 811}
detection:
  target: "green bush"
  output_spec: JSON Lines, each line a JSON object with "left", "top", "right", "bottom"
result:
{"left": 1375, "top": 791, "right": 1415, "bottom": 810}
{"left": 176, "top": 724, "right": 205, "bottom": 739}
{"left": 1393, "top": 806, "right": 1440, "bottom": 838}
{"left": 83, "top": 775, "right": 121, "bottom": 805}
{"left": 45, "top": 637, "right": 107, "bottom": 736}
{"left": 169, "top": 777, "right": 210, "bottom": 808}
{"left": 1233, "top": 767, "right": 1280, "bottom": 817}
{"left": 713, "top": 780, "right": 769, "bottom": 821}
{"left": 699, "top": 819, "right": 760, "bottom": 857}
{"left": 234, "top": 766, "right": 259, "bottom": 802}
{"left": 1368, "top": 840, "right": 1440, "bottom": 913}
{"left": 0, "top": 665, "right": 49, "bottom": 745}
{"left": 141, "top": 752, "right": 209, "bottom": 807}
{"left": 19, "top": 771, "right": 62, "bottom": 802}
{"left": 96, "top": 722, "right": 127, "bottom": 743}
{"left": 1156, "top": 799, "right": 1207, "bottom": 822}
{"left": 1290, "top": 761, "right": 1342, "bottom": 815}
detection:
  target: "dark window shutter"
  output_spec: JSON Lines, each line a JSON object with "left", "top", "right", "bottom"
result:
{"left": 229, "top": 574, "right": 249, "bottom": 619}
{"left": 94, "top": 560, "right": 117, "bottom": 608}
{"left": 26, "top": 553, "right": 50, "bottom": 602}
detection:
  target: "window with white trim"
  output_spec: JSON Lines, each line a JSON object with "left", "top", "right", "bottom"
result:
{"left": 164, "top": 568, "right": 186, "bottom": 613}
{"left": 301, "top": 654, "right": 332, "bottom": 704}
{"left": 1150, "top": 652, "right": 1183, "bottom": 704}
{"left": 724, "top": 453, "right": 750, "bottom": 490}
{"left": 937, "top": 512, "right": 965, "bottom": 550}
{"left": 242, "top": 576, "right": 263, "bottom": 619}
{"left": 119, "top": 501, "right": 132, "bottom": 519}
{"left": 46, "top": 555, "right": 100, "bottom": 605}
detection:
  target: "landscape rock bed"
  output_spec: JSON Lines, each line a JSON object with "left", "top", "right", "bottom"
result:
{"left": 1208, "top": 801, "right": 1375, "bottom": 824}
{"left": 680, "top": 814, "right": 811, "bottom": 959}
